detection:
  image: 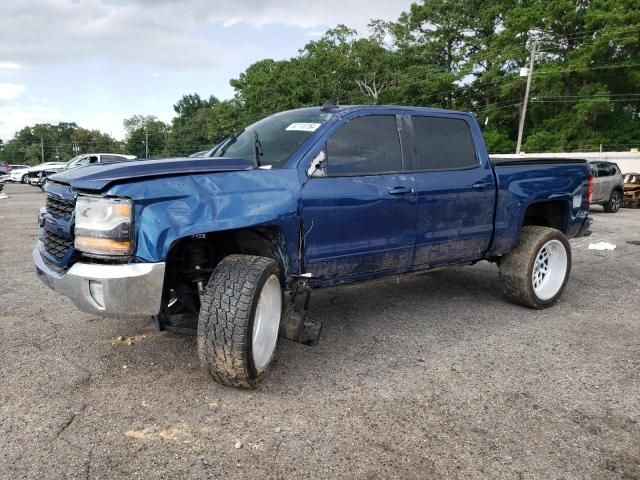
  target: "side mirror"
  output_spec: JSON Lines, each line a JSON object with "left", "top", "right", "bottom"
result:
{"left": 307, "top": 149, "right": 327, "bottom": 178}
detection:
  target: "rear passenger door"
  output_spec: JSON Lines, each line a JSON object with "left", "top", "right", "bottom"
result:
{"left": 408, "top": 114, "right": 496, "bottom": 267}
{"left": 301, "top": 114, "right": 416, "bottom": 279}
{"left": 594, "top": 163, "right": 613, "bottom": 202}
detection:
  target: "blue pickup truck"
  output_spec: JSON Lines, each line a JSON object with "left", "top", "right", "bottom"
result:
{"left": 34, "top": 105, "right": 593, "bottom": 388}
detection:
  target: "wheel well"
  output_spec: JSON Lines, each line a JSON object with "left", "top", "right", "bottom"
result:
{"left": 162, "top": 226, "right": 290, "bottom": 313}
{"left": 523, "top": 201, "right": 568, "bottom": 232}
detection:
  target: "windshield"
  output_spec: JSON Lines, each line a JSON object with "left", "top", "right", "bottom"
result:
{"left": 211, "top": 109, "right": 333, "bottom": 167}
{"left": 65, "top": 155, "right": 84, "bottom": 168}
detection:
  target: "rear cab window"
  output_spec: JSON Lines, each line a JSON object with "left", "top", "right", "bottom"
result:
{"left": 410, "top": 116, "right": 478, "bottom": 170}
{"left": 325, "top": 115, "right": 402, "bottom": 176}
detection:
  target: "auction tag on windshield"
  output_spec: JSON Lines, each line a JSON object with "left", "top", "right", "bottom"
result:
{"left": 286, "top": 123, "right": 321, "bottom": 132}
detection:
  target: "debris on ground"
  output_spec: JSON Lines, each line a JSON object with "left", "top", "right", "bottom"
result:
{"left": 235, "top": 440, "right": 243, "bottom": 449}
{"left": 588, "top": 242, "right": 616, "bottom": 251}
{"left": 112, "top": 335, "right": 147, "bottom": 346}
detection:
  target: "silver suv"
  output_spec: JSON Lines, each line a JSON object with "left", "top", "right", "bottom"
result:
{"left": 588, "top": 161, "right": 624, "bottom": 213}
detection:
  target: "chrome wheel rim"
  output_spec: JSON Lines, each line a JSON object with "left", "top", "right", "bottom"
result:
{"left": 611, "top": 194, "right": 620, "bottom": 211}
{"left": 252, "top": 275, "right": 282, "bottom": 371}
{"left": 532, "top": 240, "right": 568, "bottom": 301}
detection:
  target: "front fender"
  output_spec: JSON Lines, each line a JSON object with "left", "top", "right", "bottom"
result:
{"left": 107, "top": 170, "right": 301, "bottom": 268}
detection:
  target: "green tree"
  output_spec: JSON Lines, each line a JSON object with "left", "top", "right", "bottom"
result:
{"left": 165, "top": 94, "right": 244, "bottom": 156}
{"left": 123, "top": 115, "right": 170, "bottom": 158}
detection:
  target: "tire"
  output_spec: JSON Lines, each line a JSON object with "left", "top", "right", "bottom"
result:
{"left": 498, "top": 226, "right": 572, "bottom": 309}
{"left": 604, "top": 190, "right": 621, "bottom": 213}
{"left": 197, "top": 255, "right": 282, "bottom": 388}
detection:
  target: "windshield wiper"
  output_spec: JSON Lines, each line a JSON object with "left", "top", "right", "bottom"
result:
{"left": 218, "top": 129, "right": 244, "bottom": 157}
{"left": 253, "top": 131, "right": 263, "bottom": 167}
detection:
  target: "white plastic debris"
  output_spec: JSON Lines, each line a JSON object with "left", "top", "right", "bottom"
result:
{"left": 0, "top": 193, "right": 8, "bottom": 200}
{"left": 588, "top": 242, "right": 616, "bottom": 251}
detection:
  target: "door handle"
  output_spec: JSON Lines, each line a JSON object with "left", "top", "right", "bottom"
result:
{"left": 472, "top": 182, "right": 491, "bottom": 191}
{"left": 388, "top": 186, "right": 414, "bottom": 195}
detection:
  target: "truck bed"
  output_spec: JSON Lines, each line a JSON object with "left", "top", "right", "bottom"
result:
{"left": 490, "top": 157, "right": 588, "bottom": 166}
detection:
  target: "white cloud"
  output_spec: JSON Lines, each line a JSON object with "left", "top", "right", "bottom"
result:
{"left": 0, "top": 83, "right": 26, "bottom": 101}
{"left": 0, "top": 101, "right": 61, "bottom": 141}
{"left": 0, "top": 0, "right": 408, "bottom": 71}
{"left": 0, "top": 0, "right": 410, "bottom": 140}
{"left": 0, "top": 62, "right": 22, "bottom": 70}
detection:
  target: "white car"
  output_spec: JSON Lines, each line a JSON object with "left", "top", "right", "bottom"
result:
{"left": 22, "top": 162, "right": 68, "bottom": 186}
{"left": 12, "top": 154, "right": 137, "bottom": 184}
{"left": 12, "top": 162, "right": 66, "bottom": 183}
{"left": 65, "top": 153, "right": 136, "bottom": 169}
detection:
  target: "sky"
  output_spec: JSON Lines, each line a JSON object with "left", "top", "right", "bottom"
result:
{"left": 0, "top": 0, "right": 410, "bottom": 141}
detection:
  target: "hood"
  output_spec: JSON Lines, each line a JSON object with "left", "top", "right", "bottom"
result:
{"left": 48, "top": 157, "right": 256, "bottom": 191}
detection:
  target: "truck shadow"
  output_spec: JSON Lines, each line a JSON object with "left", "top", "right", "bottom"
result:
{"left": 262, "top": 263, "right": 528, "bottom": 383}
{"left": 308, "top": 263, "right": 501, "bottom": 334}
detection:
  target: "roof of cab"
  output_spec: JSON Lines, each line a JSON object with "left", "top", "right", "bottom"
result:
{"left": 302, "top": 104, "right": 475, "bottom": 119}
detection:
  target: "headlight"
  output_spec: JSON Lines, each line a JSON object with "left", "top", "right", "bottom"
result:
{"left": 74, "top": 196, "right": 133, "bottom": 256}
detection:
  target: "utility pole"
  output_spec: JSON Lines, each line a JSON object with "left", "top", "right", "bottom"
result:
{"left": 40, "top": 137, "right": 45, "bottom": 163}
{"left": 516, "top": 41, "right": 538, "bottom": 154}
{"left": 145, "top": 127, "right": 149, "bottom": 159}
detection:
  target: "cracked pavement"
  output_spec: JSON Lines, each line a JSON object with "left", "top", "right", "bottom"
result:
{"left": 1, "top": 183, "right": 639, "bottom": 479}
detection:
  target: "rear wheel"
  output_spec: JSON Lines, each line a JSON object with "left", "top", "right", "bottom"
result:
{"left": 604, "top": 190, "right": 621, "bottom": 213}
{"left": 498, "top": 226, "right": 571, "bottom": 309}
{"left": 197, "top": 255, "right": 282, "bottom": 388}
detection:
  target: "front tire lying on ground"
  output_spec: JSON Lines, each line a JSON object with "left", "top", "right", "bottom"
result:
{"left": 498, "top": 226, "right": 572, "bottom": 309}
{"left": 197, "top": 255, "right": 282, "bottom": 388}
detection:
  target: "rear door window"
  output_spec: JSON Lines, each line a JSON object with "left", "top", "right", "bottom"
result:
{"left": 411, "top": 116, "right": 478, "bottom": 170}
{"left": 597, "top": 163, "right": 613, "bottom": 177}
{"left": 326, "top": 115, "right": 402, "bottom": 175}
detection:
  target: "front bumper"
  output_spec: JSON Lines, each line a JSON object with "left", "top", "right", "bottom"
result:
{"left": 33, "top": 244, "right": 165, "bottom": 317}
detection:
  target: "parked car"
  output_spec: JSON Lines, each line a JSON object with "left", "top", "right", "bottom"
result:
{"left": 28, "top": 167, "right": 66, "bottom": 188}
{"left": 587, "top": 161, "right": 624, "bottom": 213}
{"left": 19, "top": 162, "right": 67, "bottom": 184}
{"left": 65, "top": 153, "right": 137, "bottom": 169}
{"left": 5, "top": 167, "right": 29, "bottom": 182}
{"left": 8, "top": 168, "right": 28, "bottom": 182}
{"left": 623, "top": 172, "right": 640, "bottom": 208}
{"left": 34, "top": 105, "right": 593, "bottom": 388}
{"left": 0, "top": 161, "right": 10, "bottom": 174}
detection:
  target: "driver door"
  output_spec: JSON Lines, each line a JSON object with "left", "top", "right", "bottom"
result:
{"left": 300, "top": 114, "right": 416, "bottom": 280}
